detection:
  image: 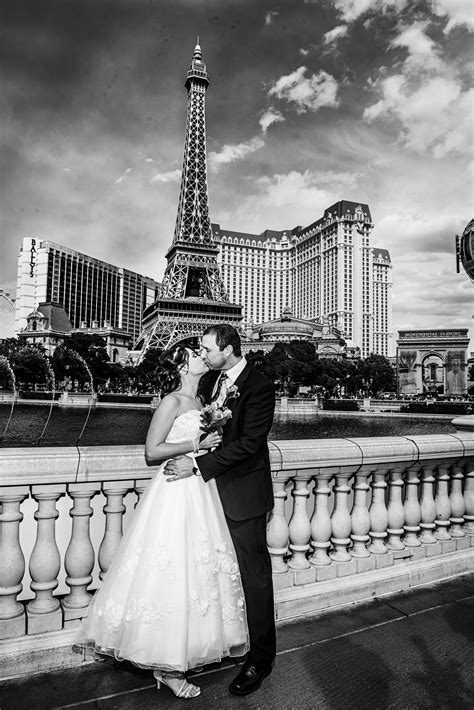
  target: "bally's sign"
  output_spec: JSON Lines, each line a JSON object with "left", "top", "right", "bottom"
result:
{"left": 29, "top": 239, "right": 36, "bottom": 277}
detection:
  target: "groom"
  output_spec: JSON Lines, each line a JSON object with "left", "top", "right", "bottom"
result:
{"left": 164, "top": 323, "right": 276, "bottom": 696}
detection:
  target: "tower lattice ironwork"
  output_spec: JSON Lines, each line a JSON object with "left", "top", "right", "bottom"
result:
{"left": 135, "top": 40, "right": 242, "bottom": 358}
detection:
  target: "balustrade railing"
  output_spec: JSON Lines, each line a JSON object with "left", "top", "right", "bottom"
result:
{"left": 1, "top": 417, "right": 473, "bottom": 644}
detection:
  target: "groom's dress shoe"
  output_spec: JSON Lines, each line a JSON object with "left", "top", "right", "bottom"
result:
{"left": 229, "top": 663, "right": 272, "bottom": 696}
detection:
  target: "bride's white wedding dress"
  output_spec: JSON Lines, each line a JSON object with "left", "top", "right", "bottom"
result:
{"left": 76, "top": 409, "right": 249, "bottom": 672}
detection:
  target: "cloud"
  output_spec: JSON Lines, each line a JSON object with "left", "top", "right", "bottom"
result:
{"left": 331, "top": 0, "right": 408, "bottom": 23}
{"left": 268, "top": 66, "right": 339, "bottom": 113}
{"left": 390, "top": 22, "right": 443, "bottom": 72}
{"left": 208, "top": 136, "right": 265, "bottom": 172}
{"left": 114, "top": 167, "right": 132, "bottom": 184}
{"left": 265, "top": 10, "right": 279, "bottom": 26}
{"left": 259, "top": 108, "right": 285, "bottom": 133}
{"left": 363, "top": 22, "right": 473, "bottom": 158}
{"left": 150, "top": 169, "right": 181, "bottom": 183}
{"left": 217, "top": 169, "right": 362, "bottom": 234}
{"left": 299, "top": 47, "right": 310, "bottom": 56}
{"left": 323, "top": 25, "right": 348, "bottom": 45}
{"left": 365, "top": 77, "right": 472, "bottom": 158}
{"left": 431, "top": 0, "right": 474, "bottom": 33}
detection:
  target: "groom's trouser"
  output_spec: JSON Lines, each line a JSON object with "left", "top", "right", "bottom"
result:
{"left": 226, "top": 513, "right": 276, "bottom": 669}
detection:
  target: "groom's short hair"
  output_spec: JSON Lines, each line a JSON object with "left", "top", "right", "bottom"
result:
{"left": 203, "top": 323, "right": 242, "bottom": 357}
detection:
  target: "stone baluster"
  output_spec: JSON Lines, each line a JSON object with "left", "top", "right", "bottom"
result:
{"left": 463, "top": 460, "right": 474, "bottom": 536}
{"left": 434, "top": 464, "right": 451, "bottom": 540}
{"left": 330, "top": 472, "right": 352, "bottom": 562}
{"left": 27, "top": 485, "right": 65, "bottom": 633}
{"left": 63, "top": 483, "right": 100, "bottom": 620}
{"left": 350, "top": 469, "right": 371, "bottom": 557}
{"left": 134, "top": 480, "right": 148, "bottom": 504}
{"left": 419, "top": 465, "right": 437, "bottom": 544}
{"left": 287, "top": 477, "right": 311, "bottom": 570}
{"left": 310, "top": 473, "right": 333, "bottom": 566}
{"left": 98, "top": 482, "right": 132, "bottom": 580}
{"left": 267, "top": 479, "right": 289, "bottom": 573}
{"left": 368, "top": 468, "right": 388, "bottom": 554}
{"left": 403, "top": 466, "right": 422, "bottom": 547}
{"left": 449, "top": 464, "right": 466, "bottom": 538}
{"left": 387, "top": 467, "right": 406, "bottom": 550}
{"left": 0, "top": 486, "right": 28, "bottom": 639}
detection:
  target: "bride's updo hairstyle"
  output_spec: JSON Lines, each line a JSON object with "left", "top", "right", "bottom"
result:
{"left": 155, "top": 344, "right": 189, "bottom": 397}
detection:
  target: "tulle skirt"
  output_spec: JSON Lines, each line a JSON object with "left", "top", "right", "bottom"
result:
{"left": 75, "top": 465, "right": 249, "bottom": 671}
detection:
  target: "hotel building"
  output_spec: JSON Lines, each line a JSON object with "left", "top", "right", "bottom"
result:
{"left": 213, "top": 200, "right": 393, "bottom": 358}
{"left": 15, "top": 238, "right": 160, "bottom": 344}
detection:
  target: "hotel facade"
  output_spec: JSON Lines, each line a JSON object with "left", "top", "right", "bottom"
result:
{"left": 213, "top": 200, "right": 393, "bottom": 358}
{"left": 15, "top": 237, "right": 160, "bottom": 345}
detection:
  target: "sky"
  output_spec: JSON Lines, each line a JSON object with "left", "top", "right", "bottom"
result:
{"left": 1, "top": 0, "right": 473, "bottom": 353}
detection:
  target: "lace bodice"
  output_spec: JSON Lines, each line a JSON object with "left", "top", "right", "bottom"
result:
{"left": 166, "top": 409, "right": 202, "bottom": 444}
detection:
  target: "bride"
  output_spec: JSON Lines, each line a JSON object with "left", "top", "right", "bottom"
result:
{"left": 75, "top": 344, "right": 249, "bottom": 698}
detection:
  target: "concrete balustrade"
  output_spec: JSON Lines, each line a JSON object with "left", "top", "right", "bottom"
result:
{"left": 1, "top": 417, "right": 474, "bottom": 678}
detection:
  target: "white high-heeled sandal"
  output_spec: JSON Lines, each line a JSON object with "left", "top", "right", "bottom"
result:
{"left": 153, "top": 671, "right": 201, "bottom": 699}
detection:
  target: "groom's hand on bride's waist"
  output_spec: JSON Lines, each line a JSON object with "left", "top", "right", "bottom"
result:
{"left": 164, "top": 456, "right": 195, "bottom": 482}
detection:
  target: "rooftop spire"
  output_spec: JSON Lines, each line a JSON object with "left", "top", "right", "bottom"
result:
{"left": 193, "top": 37, "right": 202, "bottom": 60}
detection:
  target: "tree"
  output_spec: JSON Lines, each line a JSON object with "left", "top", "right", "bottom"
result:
{"left": 67, "top": 333, "right": 111, "bottom": 387}
{"left": 134, "top": 347, "right": 163, "bottom": 392}
{"left": 0, "top": 338, "right": 50, "bottom": 390}
{"left": 359, "top": 353, "right": 396, "bottom": 396}
{"left": 51, "top": 345, "right": 92, "bottom": 389}
{"left": 246, "top": 349, "right": 267, "bottom": 372}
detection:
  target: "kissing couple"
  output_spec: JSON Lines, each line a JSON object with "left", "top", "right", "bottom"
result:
{"left": 75, "top": 323, "right": 276, "bottom": 699}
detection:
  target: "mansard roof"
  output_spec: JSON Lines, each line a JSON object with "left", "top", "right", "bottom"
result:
{"left": 323, "top": 201, "right": 372, "bottom": 222}
{"left": 36, "top": 302, "right": 72, "bottom": 333}
{"left": 373, "top": 247, "right": 391, "bottom": 263}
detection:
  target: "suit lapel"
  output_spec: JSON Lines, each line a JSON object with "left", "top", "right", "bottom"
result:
{"left": 231, "top": 363, "right": 251, "bottom": 405}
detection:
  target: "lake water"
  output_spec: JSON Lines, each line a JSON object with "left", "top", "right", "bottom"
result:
{"left": 0, "top": 403, "right": 456, "bottom": 448}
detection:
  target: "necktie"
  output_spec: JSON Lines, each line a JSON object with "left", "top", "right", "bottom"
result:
{"left": 214, "top": 372, "right": 228, "bottom": 404}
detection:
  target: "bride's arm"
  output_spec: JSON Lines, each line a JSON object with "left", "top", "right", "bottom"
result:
{"left": 145, "top": 395, "right": 219, "bottom": 466}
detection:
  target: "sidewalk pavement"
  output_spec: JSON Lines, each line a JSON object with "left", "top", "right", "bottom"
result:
{"left": 1, "top": 574, "right": 473, "bottom": 710}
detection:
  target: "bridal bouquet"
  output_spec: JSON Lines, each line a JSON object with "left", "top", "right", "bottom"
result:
{"left": 200, "top": 401, "right": 233, "bottom": 434}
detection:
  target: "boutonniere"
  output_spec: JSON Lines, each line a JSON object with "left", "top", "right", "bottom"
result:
{"left": 224, "top": 383, "right": 240, "bottom": 405}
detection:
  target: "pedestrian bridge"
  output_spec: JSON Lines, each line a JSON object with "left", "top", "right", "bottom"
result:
{"left": 1, "top": 416, "right": 473, "bottom": 679}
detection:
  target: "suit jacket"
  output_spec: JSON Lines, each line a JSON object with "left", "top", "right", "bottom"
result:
{"left": 197, "top": 362, "right": 275, "bottom": 522}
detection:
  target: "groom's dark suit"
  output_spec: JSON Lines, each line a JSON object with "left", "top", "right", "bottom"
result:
{"left": 198, "top": 362, "right": 276, "bottom": 669}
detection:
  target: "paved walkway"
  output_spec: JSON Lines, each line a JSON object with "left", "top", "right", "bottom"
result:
{"left": 1, "top": 574, "right": 473, "bottom": 710}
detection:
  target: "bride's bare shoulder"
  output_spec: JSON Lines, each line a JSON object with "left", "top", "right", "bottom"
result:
{"left": 153, "top": 393, "right": 180, "bottom": 418}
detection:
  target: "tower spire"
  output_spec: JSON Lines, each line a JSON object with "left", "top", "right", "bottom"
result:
{"left": 134, "top": 40, "right": 242, "bottom": 357}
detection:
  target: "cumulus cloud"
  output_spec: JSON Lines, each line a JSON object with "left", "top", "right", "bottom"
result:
{"left": 323, "top": 24, "right": 348, "bottom": 45}
{"left": 150, "top": 169, "right": 181, "bottom": 183}
{"left": 299, "top": 47, "right": 310, "bottom": 56}
{"left": 391, "top": 22, "right": 443, "bottom": 72}
{"left": 431, "top": 0, "right": 474, "bottom": 33}
{"left": 365, "top": 76, "right": 473, "bottom": 157}
{"left": 230, "top": 169, "right": 361, "bottom": 229}
{"left": 331, "top": 0, "right": 408, "bottom": 23}
{"left": 363, "top": 22, "right": 473, "bottom": 158}
{"left": 259, "top": 108, "right": 285, "bottom": 133}
{"left": 265, "top": 10, "right": 279, "bottom": 26}
{"left": 208, "top": 136, "right": 265, "bottom": 172}
{"left": 268, "top": 66, "right": 339, "bottom": 113}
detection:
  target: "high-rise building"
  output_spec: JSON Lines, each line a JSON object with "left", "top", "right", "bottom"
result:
{"left": 135, "top": 41, "right": 241, "bottom": 356}
{"left": 15, "top": 237, "right": 160, "bottom": 344}
{"left": 213, "top": 201, "right": 393, "bottom": 357}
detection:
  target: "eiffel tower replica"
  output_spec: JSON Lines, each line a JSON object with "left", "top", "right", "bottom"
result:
{"left": 135, "top": 40, "right": 242, "bottom": 359}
